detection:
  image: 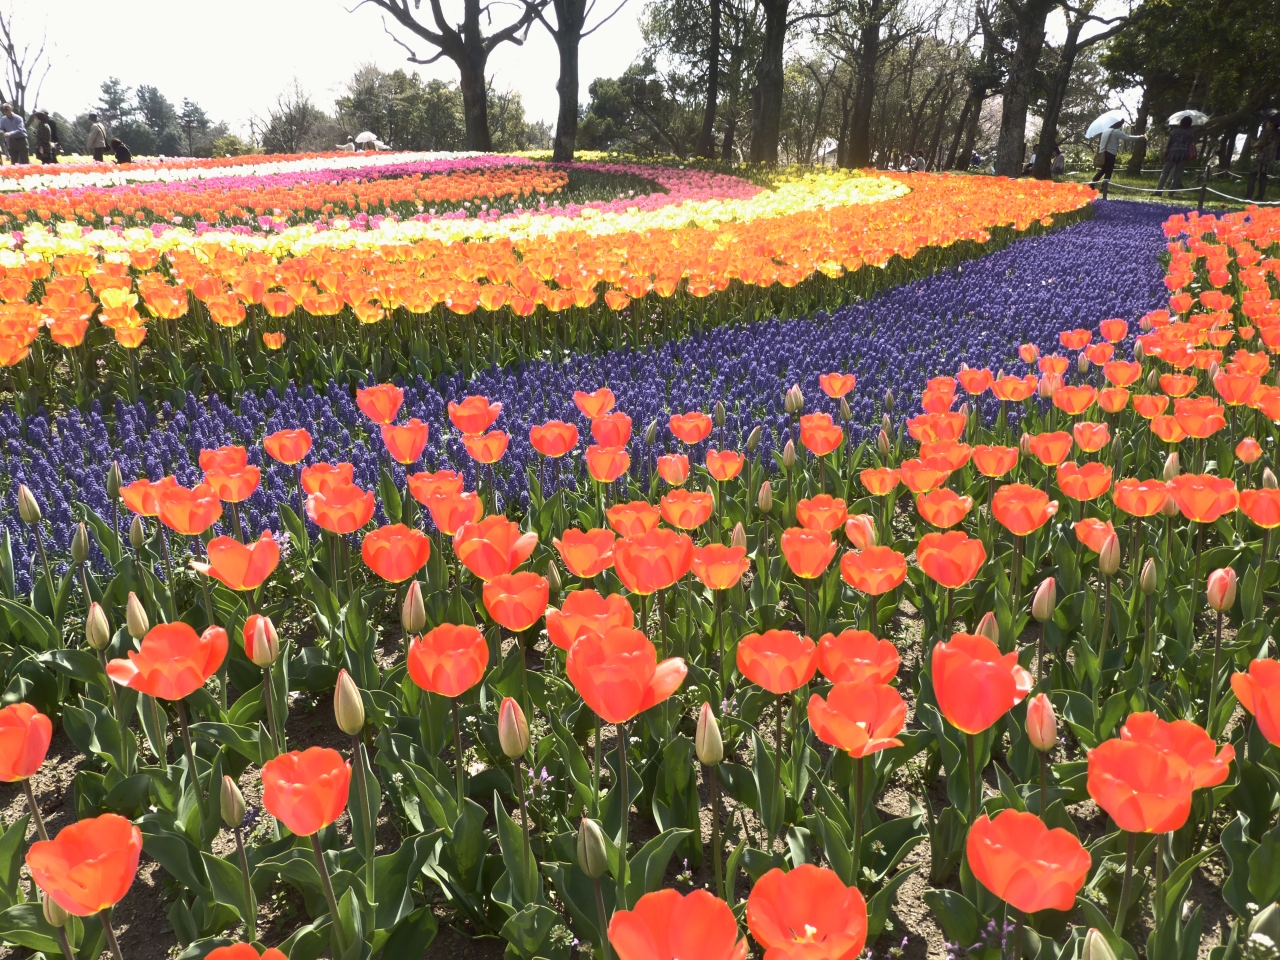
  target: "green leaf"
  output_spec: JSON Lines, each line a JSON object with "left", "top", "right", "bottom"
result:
{"left": 380, "top": 904, "right": 438, "bottom": 959}
{"left": 626, "top": 828, "right": 694, "bottom": 904}
{"left": 498, "top": 903, "right": 560, "bottom": 960}
{"left": 0, "top": 815, "right": 29, "bottom": 908}
{"left": 0, "top": 902, "right": 63, "bottom": 954}
{"left": 494, "top": 790, "right": 541, "bottom": 909}
{"left": 202, "top": 851, "right": 252, "bottom": 923}
{"left": 922, "top": 888, "right": 978, "bottom": 946}
{"left": 867, "top": 864, "right": 919, "bottom": 941}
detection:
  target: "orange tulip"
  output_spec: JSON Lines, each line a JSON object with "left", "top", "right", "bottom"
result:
{"left": 262, "top": 747, "right": 351, "bottom": 836}
{"left": 657, "top": 453, "right": 690, "bottom": 486}
{"left": 920, "top": 439, "right": 973, "bottom": 471}
{"left": 966, "top": 809, "right": 1090, "bottom": 914}
{"left": 898, "top": 457, "right": 952, "bottom": 494}
{"left": 448, "top": 395, "right": 502, "bottom": 435}
{"left": 587, "top": 445, "right": 631, "bottom": 483}
{"left": 840, "top": 545, "right": 907, "bottom": 595}
{"left": 300, "top": 462, "right": 354, "bottom": 496}
{"left": 1214, "top": 371, "right": 1261, "bottom": 406}
{"left": 931, "top": 632, "right": 1032, "bottom": 734}
{"left": 264, "top": 428, "right": 312, "bottom": 465}
{"left": 991, "top": 375, "right": 1037, "bottom": 402}
{"left": 705, "top": 449, "right": 744, "bottom": 481}
{"left": 614, "top": 528, "right": 694, "bottom": 594}
{"left": 191, "top": 531, "right": 280, "bottom": 590}
{"left": 530, "top": 420, "right": 579, "bottom": 458}
{"left": 1056, "top": 462, "right": 1112, "bottom": 501}
{"left": 1160, "top": 373, "right": 1198, "bottom": 398}
{"left": 972, "top": 445, "right": 1018, "bottom": 478}
{"left": 808, "top": 680, "right": 906, "bottom": 758}
{"left": 907, "top": 412, "right": 965, "bottom": 443}
{"left": 669, "top": 411, "right": 713, "bottom": 444}
{"left": 356, "top": 383, "right": 404, "bottom": 424}
{"left": 1175, "top": 396, "right": 1227, "bottom": 439}
{"left": 1120, "top": 712, "right": 1234, "bottom": 789}
{"left": 306, "top": 483, "right": 375, "bottom": 534}
{"left": 1027, "top": 431, "right": 1072, "bottom": 466}
{"left": 845, "top": 514, "right": 878, "bottom": 551}
{"left": 1151, "top": 415, "right": 1188, "bottom": 444}
{"left": 609, "top": 888, "right": 745, "bottom": 960}
{"left": 200, "top": 446, "right": 248, "bottom": 474}
{"left": 208, "top": 946, "right": 287, "bottom": 960}
{"left": 817, "top": 630, "right": 899, "bottom": 684}
{"left": 781, "top": 527, "right": 838, "bottom": 579}
{"left": 1053, "top": 384, "right": 1096, "bottom": 416}
{"left": 796, "top": 494, "right": 848, "bottom": 533}
{"left": 737, "top": 630, "right": 819, "bottom": 693}
{"left": 1019, "top": 343, "right": 1040, "bottom": 363}
{"left": 1060, "top": 328, "right": 1091, "bottom": 350}
{"left": 425, "top": 490, "right": 483, "bottom": 536}
{"left": 991, "top": 483, "right": 1059, "bottom": 536}
{"left": 1237, "top": 437, "right": 1263, "bottom": 464}
{"left": 362, "top": 523, "right": 431, "bottom": 582}
{"left": 574, "top": 388, "right": 616, "bottom": 419}
{"left": 483, "top": 571, "right": 549, "bottom": 632}
{"left": 957, "top": 367, "right": 993, "bottom": 395}
{"left": 462, "top": 430, "right": 509, "bottom": 464}
{"left": 455, "top": 516, "right": 538, "bottom": 581}
{"left": 156, "top": 482, "right": 223, "bottom": 535}
{"left": 204, "top": 466, "right": 261, "bottom": 504}
{"left": 1103, "top": 360, "right": 1142, "bottom": 387}
{"left": 1074, "top": 517, "right": 1117, "bottom": 554}
{"left": 747, "top": 865, "right": 868, "bottom": 960}
{"left": 381, "top": 419, "right": 430, "bottom": 464}
{"left": 554, "top": 527, "right": 616, "bottom": 578}
{"left": 1098, "top": 387, "right": 1131, "bottom": 413}
{"left": 917, "top": 531, "right": 986, "bottom": 588}
{"left": 1087, "top": 738, "right": 1194, "bottom": 833}
{"left": 691, "top": 543, "right": 750, "bottom": 590}
{"left": 1232, "top": 659, "right": 1280, "bottom": 745}
{"left": 406, "top": 469, "right": 465, "bottom": 504}
{"left": 660, "top": 489, "right": 714, "bottom": 529}
{"left": 819, "top": 372, "right": 857, "bottom": 398}
{"left": 1112, "top": 478, "right": 1170, "bottom": 517}
{"left": 860, "top": 467, "right": 900, "bottom": 495}
{"left": 107, "top": 623, "right": 228, "bottom": 700}
{"left": 567, "top": 627, "right": 687, "bottom": 723}
{"left": 1072, "top": 421, "right": 1111, "bottom": 453}
{"left": 546, "top": 589, "right": 635, "bottom": 650}
{"left": 407, "top": 624, "right": 488, "bottom": 697}
{"left": 607, "top": 500, "right": 662, "bottom": 538}
{"left": 915, "top": 488, "right": 974, "bottom": 528}
{"left": 1133, "top": 393, "right": 1170, "bottom": 419}
{"left": 799, "top": 412, "right": 844, "bottom": 456}
{"left": 1100, "top": 318, "right": 1129, "bottom": 341}
{"left": 0, "top": 703, "right": 52, "bottom": 781}
{"left": 1167, "top": 473, "right": 1238, "bottom": 523}
{"left": 1241, "top": 489, "right": 1280, "bottom": 529}
{"left": 26, "top": 814, "right": 142, "bottom": 916}
{"left": 591, "top": 412, "right": 632, "bottom": 447}
{"left": 119, "top": 476, "right": 179, "bottom": 517}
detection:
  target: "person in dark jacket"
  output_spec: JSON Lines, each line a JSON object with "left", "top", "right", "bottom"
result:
{"left": 110, "top": 138, "right": 132, "bottom": 164}
{"left": 1155, "top": 116, "right": 1197, "bottom": 197}
{"left": 32, "top": 111, "right": 58, "bottom": 164}
{"left": 1248, "top": 117, "right": 1279, "bottom": 202}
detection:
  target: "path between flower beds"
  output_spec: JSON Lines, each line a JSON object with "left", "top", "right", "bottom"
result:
{"left": 1, "top": 200, "right": 1182, "bottom": 587}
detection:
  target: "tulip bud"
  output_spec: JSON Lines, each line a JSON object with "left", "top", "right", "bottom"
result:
{"left": 1208, "top": 361, "right": 1220, "bottom": 383}
{"left": 1081, "top": 928, "right": 1119, "bottom": 960}
{"left": 86, "top": 602, "right": 111, "bottom": 651}
{"left": 1207, "top": 567, "right": 1238, "bottom": 612}
{"left": 1026, "top": 693, "right": 1057, "bottom": 752}
{"left": 1111, "top": 432, "right": 1123, "bottom": 458}
{"left": 782, "top": 439, "right": 796, "bottom": 469}
{"left": 42, "top": 894, "right": 68, "bottom": 929}
{"left": 125, "top": 591, "right": 149, "bottom": 639}
{"left": 1146, "top": 369, "right": 1160, "bottom": 390}
{"left": 746, "top": 425, "right": 762, "bottom": 453}
{"left": 1140, "top": 558, "right": 1158, "bottom": 595}
{"left": 106, "top": 461, "right": 123, "bottom": 502}
{"left": 1266, "top": 467, "right": 1278, "bottom": 490}
{"left": 784, "top": 384, "right": 804, "bottom": 415}
{"left": 129, "top": 515, "right": 145, "bottom": 550}
{"left": 1140, "top": 313, "right": 1154, "bottom": 332}
{"left": 1132, "top": 339, "right": 1145, "bottom": 363}
{"left": 884, "top": 388, "right": 894, "bottom": 413}
{"left": 731, "top": 522, "right": 746, "bottom": 550}
{"left": 71, "top": 523, "right": 90, "bottom": 564}
{"left": 577, "top": 817, "right": 609, "bottom": 879}
{"left": 546, "top": 561, "right": 562, "bottom": 595}
{"left": 957, "top": 401, "right": 969, "bottom": 420}
{"left": 1019, "top": 433, "right": 1032, "bottom": 457}
{"left": 1163, "top": 452, "right": 1180, "bottom": 481}
{"left": 1077, "top": 353, "right": 1090, "bottom": 373}
{"left": 877, "top": 429, "right": 890, "bottom": 458}
{"left": 714, "top": 400, "right": 726, "bottom": 428}
{"left": 644, "top": 419, "right": 658, "bottom": 446}
{"left": 1031, "top": 577, "right": 1056, "bottom": 623}
{"left": 976, "top": 610, "right": 1000, "bottom": 644}
{"left": 1037, "top": 374, "right": 1060, "bottom": 400}
{"left": 1098, "top": 534, "right": 1121, "bottom": 576}
{"left": 248, "top": 615, "right": 280, "bottom": 667}
{"left": 401, "top": 580, "right": 426, "bottom": 635}
{"left": 16, "top": 485, "right": 40, "bottom": 526}
{"left": 1161, "top": 495, "right": 1180, "bottom": 518}
{"left": 1249, "top": 903, "right": 1280, "bottom": 946}
{"left": 839, "top": 397, "right": 852, "bottom": 422}
{"left": 334, "top": 669, "right": 365, "bottom": 735}
{"left": 758, "top": 481, "right": 773, "bottom": 513}
{"left": 881, "top": 413, "right": 892, "bottom": 435}
{"left": 498, "top": 696, "right": 530, "bottom": 758}
{"left": 846, "top": 514, "right": 877, "bottom": 550}
{"left": 696, "top": 702, "right": 723, "bottom": 765}
{"left": 221, "top": 774, "right": 246, "bottom": 827}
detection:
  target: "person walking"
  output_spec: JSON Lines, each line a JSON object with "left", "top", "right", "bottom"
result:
{"left": 1247, "top": 117, "right": 1279, "bottom": 202}
{"left": 1091, "top": 119, "right": 1144, "bottom": 186}
{"left": 86, "top": 113, "right": 108, "bottom": 162}
{"left": 32, "top": 110, "right": 58, "bottom": 164}
{"left": 1155, "top": 115, "right": 1197, "bottom": 197}
{"left": 0, "top": 104, "right": 29, "bottom": 165}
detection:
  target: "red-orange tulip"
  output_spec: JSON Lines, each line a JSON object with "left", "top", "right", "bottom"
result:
{"left": 156, "top": 482, "right": 223, "bottom": 535}
{"left": 705, "top": 449, "right": 744, "bottom": 481}
{"left": 587, "top": 445, "right": 631, "bottom": 483}
{"left": 199, "top": 446, "right": 248, "bottom": 474}
{"left": 26, "top": 814, "right": 142, "bottom": 916}
{"left": 356, "top": 383, "right": 404, "bottom": 424}
{"left": 546, "top": 589, "right": 635, "bottom": 650}
{"left": 1027, "top": 431, "right": 1072, "bottom": 466}
{"left": 931, "top": 632, "right": 1032, "bottom": 734}
{"left": 747, "top": 865, "right": 868, "bottom": 960}
{"left": 793, "top": 494, "right": 847, "bottom": 533}
{"left": 737, "top": 630, "right": 818, "bottom": 694}
{"left": 381, "top": 419, "right": 429, "bottom": 464}
{"left": 0, "top": 703, "right": 51, "bottom": 781}
{"left": 917, "top": 531, "right": 986, "bottom": 588}
{"left": 462, "top": 430, "right": 509, "bottom": 464}
{"left": 1053, "top": 384, "right": 1097, "bottom": 416}
{"left": 781, "top": 527, "right": 838, "bottom": 579}
{"left": 483, "top": 572, "right": 550, "bottom": 632}
{"left": 448, "top": 395, "right": 502, "bottom": 435}
{"left": 614, "top": 529, "right": 694, "bottom": 595}
{"left": 609, "top": 888, "right": 745, "bottom": 960}
{"left": 1074, "top": 517, "right": 1116, "bottom": 554}
{"left": 554, "top": 527, "right": 616, "bottom": 578}
{"left": 840, "top": 545, "right": 907, "bottom": 595}
{"left": 306, "top": 483, "right": 375, "bottom": 534}
{"left": 262, "top": 747, "right": 351, "bottom": 836}
{"left": 1072, "top": 421, "right": 1111, "bottom": 453}
{"left": 669, "top": 411, "right": 713, "bottom": 444}
{"left": 1111, "top": 478, "right": 1170, "bottom": 517}
{"left": 898, "top": 457, "right": 952, "bottom": 494}
{"left": 1060, "top": 328, "right": 1091, "bottom": 350}
{"left": 1233, "top": 659, "right": 1280, "bottom": 745}
{"left": 799, "top": 413, "right": 844, "bottom": 456}
{"left": 958, "top": 367, "right": 994, "bottom": 395}
{"left": 1057, "top": 462, "right": 1112, "bottom": 501}
{"left": 1098, "top": 387, "right": 1131, "bottom": 413}
{"left": 566, "top": 627, "right": 687, "bottom": 723}
{"left": 407, "top": 624, "right": 488, "bottom": 697}
{"left": 362, "top": 524, "right": 431, "bottom": 582}
{"left": 1241, "top": 489, "right": 1280, "bottom": 529}
{"left": 263, "top": 428, "right": 312, "bottom": 465}
{"left": 1160, "top": 373, "right": 1198, "bottom": 398}
{"left": 530, "top": 420, "right": 579, "bottom": 458}
{"left": 991, "top": 483, "right": 1059, "bottom": 536}
{"left": 1120, "top": 712, "right": 1234, "bottom": 789}
{"left": 920, "top": 439, "right": 973, "bottom": 471}
{"left": 1151, "top": 415, "right": 1189, "bottom": 444}
{"left": 817, "top": 630, "right": 899, "bottom": 684}
{"left": 1100, "top": 318, "right": 1129, "bottom": 341}
{"left": 819, "top": 372, "right": 857, "bottom": 398}
{"left": 591, "top": 412, "right": 632, "bottom": 447}
{"left": 991, "top": 375, "right": 1038, "bottom": 402}
{"left": 120, "top": 476, "right": 179, "bottom": 517}
{"left": 406, "top": 469, "right": 465, "bottom": 504}
{"left": 860, "top": 467, "right": 900, "bottom": 495}
{"left": 1175, "top": 396, "right": 1227, "bottom": 439}
{"left": 1167, "top": 473, "right": 1238, "bottom": 523}
{"left": 1237, "top": 437, "right": 1263, "bottom": 464}
{"left": 455, "top": 515, "right": 538, "bottom": 581}
{"left": 907, "top": 411, "right": 965, "bottom": 442}
{"left": 656, "top": 453, "right": 690, "bottom": 486}
{"left": 972, "top": 445, "right": 1018, "bottom": 478}
{"left": 300, "top": 462, "right": 354, "bottom": 496}
{"left": 966, "top": 809, "right": 1090, "bottom": 914}
{"left": 915, "top": 488, "right": 973, "bottom": 528}
{"left": 1133, "top": 393, "right": 1170, "bottom": 419}
{"left": 208, "top": 946, "right": 288, "bottom": 960}
{"left": 660, "top": 489, "right": 714, "bottom": 529}
{"left": 425, "top": 490, "right": 483, "bottom": 536}
{"left": 808, "top": 680, "right": 906, "bottom": 758}
{"left": 1087, "top": 738, "right": 1194, "bottom": 833}
{"left": 107, "top": 623, "right": 228, "bottom": 700}
{"left": 1104, "top": 360, "right": 1142, "bottom": 387}
{"left": 607, "top": 500, "right": 661, "bottom": 538}
{"left": 191, "top": 531, "right": 280, "bottom": 590}
{"left": 204, "top": 466, "right": 261, "bottom": 504}
{"left": 1215, "top": 371, "right": 1261, "bottom": 406}
{"left": 574, "top": 388, "right": 616, "bottom": 419}
{"left": 691, "top": 543, "right": 750, "bottom": 590}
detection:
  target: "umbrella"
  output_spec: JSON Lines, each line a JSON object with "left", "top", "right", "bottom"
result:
{"left": 1168, "top": 110, "right": 1209, "bottom": 126}
{"left": 1086, "top": 110, "right": 1128, "bottom": 139}
{"left": 355, "top": 131, "right": 378, "bottom": 144}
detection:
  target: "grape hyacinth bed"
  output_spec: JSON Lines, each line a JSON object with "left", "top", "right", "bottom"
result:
{"left": 0, "top": 200, "right": 1179, "bottom": 589}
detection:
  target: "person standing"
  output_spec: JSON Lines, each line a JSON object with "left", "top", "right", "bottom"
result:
{"left": 1248, "top": 117, "right": 1279, "bottom": 202}
{"left": 1051, "top": 147, "right": 1066, "bottom": 175}
{"left": 32, "top": 110, "right": 58, "bottom": 164}
{"left": 1091, "top": 119, "right": 1145, "bottom": 186}
{"left": 1155, "top": 116, "right": 1197, "bottom": 197}
{"left": 86, "top": 113, "right": 108, "bottom": 162}
{"left": 0, "top": 104, "right": 29, "bottom": 165}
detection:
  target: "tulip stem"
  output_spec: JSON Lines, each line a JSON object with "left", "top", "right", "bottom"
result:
{"left": 714, "top": 590, "right": 725, "bottom": 700}
{"left": 708, "top": 763, "right": 725, "bottom": 901}
{"left": 1154, "top": 831, "right": 1166, "bottom": 937}
{"left": 175, "top": 700, "right": 206, "bottom": 809}
{"left": 1092, "top": 574, "right": 1113, "bottom": 726}
{"left": 263, "top": 666, "right": 284, "bottom": 755}
{"left": 592, "top": 714, "right": 602, "bottom": 818}
{"left": 966, "top": 732, "right": 979, "bottom": 823}
{"left": 31, "top": 525, "right": 57, "bottom": 621}
{"left": 616, "top": 720, "right": 630, "bottom": 911}
{"left": 310, "top": 834, "right": 348, "bottom": 957}
{"left": 515, "top": 757, "right": 533, "bottom": 863}
{"left": 230, "top": 501, "right": 244, "bottom": 543}
{"left": 1010, "top": 536, "right": 1024, "bottom": 641}
{"left": 56, "top": 923, "right": 76, "bottom": 960}
{"left": 1207, "top": 610, "right": 1225, "bottom": 733}
{"left": 852, "top": 756, "right": 865, "bottom": 891}
{"left": 1114, "top": 831, "right": 1136, "bottom": 933}
{"left": 592, "top": 875, "right": 613, "bottom": 960}
{"left": 158, "top": 529, "right": 176, "bottom": 620}
{"left": 775, "top": 693, "right": 785, "bottom": 845}
{"left": 1009, "top": 910, "right": 1024, "bottom": 960}
{"left": 803, "top": 577, "right": 812, "bottom": 638}
{"left": 99, "top": 911, "right": 124, "bottom": 960}
{"left": 1142, "top": 591, "right": 1155, "bottom": 705}
{"left": 452, "top": 699, "right": 467, "bottom": 807}
{"left": 351, "top": 733, "right": 378, "bottom": 908}
{"left": 1038, "top": 749, "right": 1050, "bottom": 815}
{"left": 234, "top": 824, "right": 258, "bottom": 942}
{"left": 868, "top": 589, "right": 878, "bottom": 638}
{"left": 22, "top": 779, "right": 48, "bottom": 841}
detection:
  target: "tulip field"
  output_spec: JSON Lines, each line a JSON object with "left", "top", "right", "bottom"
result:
{"left": 0, "top": 147, "right": 1273, "bottom": 960}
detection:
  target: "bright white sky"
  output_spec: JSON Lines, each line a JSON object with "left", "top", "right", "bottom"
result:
{"left": 22, "top": 0, "right": 646, "bottom": 134}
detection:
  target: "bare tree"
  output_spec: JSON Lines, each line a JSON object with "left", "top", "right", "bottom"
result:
{"left": 356, "top": 0, "right": 547, "bottom": 151}
{"left": 0, "top": 6, "right": 50, "bottom": 115}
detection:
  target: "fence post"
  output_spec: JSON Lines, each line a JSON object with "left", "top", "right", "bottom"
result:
{"left": 1198, "top": 179, "right": 1208, "bottom": 213}
{"left": 1101, "top": 179, "right": 1109, "bottom": 200}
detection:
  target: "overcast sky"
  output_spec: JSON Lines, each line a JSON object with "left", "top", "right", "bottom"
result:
{"left": 22, "top": 0, "right": 646, "bottom": 133}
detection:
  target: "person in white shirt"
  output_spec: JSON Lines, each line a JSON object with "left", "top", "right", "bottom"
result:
{"left": 1091, "top": 120, "right": 1145, "bottom": 185}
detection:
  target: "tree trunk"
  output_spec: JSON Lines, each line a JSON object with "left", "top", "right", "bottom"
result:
{"left": 993, "top": 0, "right": 1053, "bottom": 178}
{"left": 748, "top": 0, "right": 788, "bottom": 164}
{"left": 552, "top": 27, "right": 580, "bottom": 161}
{"left": 458, "top": 54, "right": 493, "bottom": 151}
{"left": 1124, "top": 87, "right": 1151, "bottom": 174}
{"left": 946, "top": 93, "right": 974, "bottom": 169}
{"left": 696, "top": 0, "right": 722, "bottom": 158}
{"left": 959, "top": 92, "right": 983, "bottom": 168}
{"left": 847, "top": 13, "right": 882, "bottom": 167}
{"left": 1032, "top": 18, "right": 1084, "bottom": 179}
